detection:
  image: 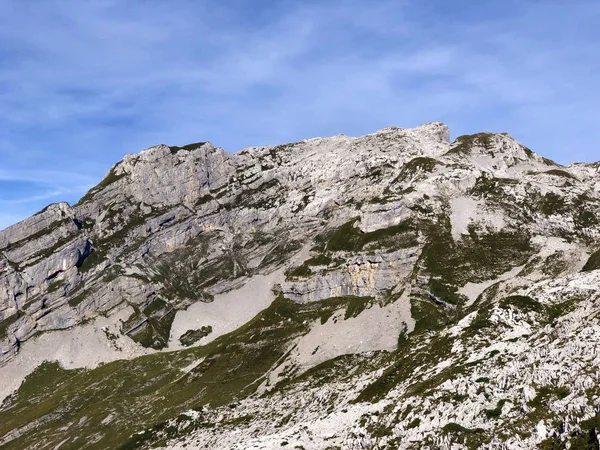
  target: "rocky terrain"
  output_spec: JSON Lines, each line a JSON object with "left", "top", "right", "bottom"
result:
{"left": 0, "top": 122, "right": 599, "bottom": 449}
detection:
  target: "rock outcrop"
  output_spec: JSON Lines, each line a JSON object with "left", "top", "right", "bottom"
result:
{"left": 0, "top": 122, "right": 599, "bottom": 450}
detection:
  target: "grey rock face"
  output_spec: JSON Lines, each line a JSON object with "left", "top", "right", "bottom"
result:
{"left": 0, "top": 122, "right": 598, "bottom": 366}
{"left": 282, "top": 249, "right": 418, "bottom": 303}
{"left": 2, "top": 122, "right": 600, "bottom": 450}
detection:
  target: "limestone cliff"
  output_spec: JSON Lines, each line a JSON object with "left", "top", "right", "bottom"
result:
{"left": 0, "top": 123, "right": 599, "bottom": 450}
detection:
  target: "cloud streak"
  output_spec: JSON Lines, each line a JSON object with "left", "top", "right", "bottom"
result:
{"left": 0, "top": 0, "right": 598, "bottom": 228}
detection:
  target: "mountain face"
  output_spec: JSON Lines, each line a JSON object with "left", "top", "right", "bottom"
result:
{"left": 0, "top": 123, "right": 599, "bottom": 449}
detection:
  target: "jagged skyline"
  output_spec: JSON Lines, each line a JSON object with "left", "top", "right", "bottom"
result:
{"left": 1, "top": 122, "right": 599, "bottom": 448}
{"left": 1, "top": 0, "right": 599, "bottom": 229}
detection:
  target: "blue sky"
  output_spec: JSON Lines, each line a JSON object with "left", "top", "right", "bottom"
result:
{"left": 1, "top": 0, "right": 599, "bottom": 230}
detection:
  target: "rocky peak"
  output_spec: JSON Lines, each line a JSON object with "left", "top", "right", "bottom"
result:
{"left": 442, "top": 131, "right": 557, "bottom": 178}
{"left": 411, "top": 121, "right": 451, "bottom": 144}
{"left": 1, "top": 122, "right": 600, "bottom": 449}
{"left": 0, "top": 202, "right": 75, "bottom": 250}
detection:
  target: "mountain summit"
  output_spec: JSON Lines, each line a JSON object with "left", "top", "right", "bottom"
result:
{"left": 1, "top": 123, "right": 599, "bottom": 449}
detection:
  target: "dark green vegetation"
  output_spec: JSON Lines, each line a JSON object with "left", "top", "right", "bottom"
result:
{"left": 260, "top": 239, "right": 303, "bottom": 268}
{"left": 91, "top": 205, "right": 158, "bottom": 252}
{"left": 417, "top": 217, "right": 534, "bottom": 309}
{"left": 77, "top": 248, "right": 105, "bottom": 273}
{"left": 582, "top": 249, "right": 600, "bottom": 272}
{"left": 542, "top": 169, "right": 578, "bottom": 180}
{"left": 572, "top": 194, "right": 599, "bottom": 231}
{"left": 343, "top": 296, "right": 372, "bottom": 319}
{"left": 267, "top": 143, "right": 296, "bottom": 163}
{"left": 117, "top": 231, "right": 249, "bottom": 350}
{"left": 381, "top": 157, "right": 442, "bottom": 197}
{"left": 392, "top": 157, "right": 441, "bottom": 183}
{"left": 0, "top": 310, "right": 23, "bottom": 340}
{"left": 325, "top": 219, "right": 418, "bottom": 253}
{"left": 122, "top": 300, "right": 176, "bottom": 349}
{"left": 469, "top": 175, "right": 519, "bottom": 199}
{"left": 313, "top": 214, "right": 534, "bottom": 335}
{"left": 447, "top": 133, "right": 495, "bottom": 155}
{"left": 484, "top": 399, "right": 508, "bottom": 419}
{"left": 467, "top": 173, "right": 586, "bottom": 234}
{"left": 440, "top": 423, "right": 488, "bottom": 449}
{"left": 350, "top": 294, "right": 588, "bottom": 448}
{"left": 501, "top": 295, "right": 580, "bottom": 327}
{"left": 285, "top": 254, "right": 335, "bottom": 279}
{"left": 352, "top": 218, "right": 536, "bottom": 405}
{"left": 169, "top": 142, "right": 207, "bottom": 154}
{"left": 0, "top": 295, "right": 377, "bottom": 450}
{"left": 47, "top": 279, "right": 64, "bottom": 294}
{"left": 353, "top": 333, "right": 456, "bottom": 404}
{"left": 20, "top": 233, "right": 80, "bottom": 268}
{"left": 539, "top": 411, "right": 600, "bottom": 449}
{"left": 410, "top": 297, "right": 450, "bottom": 333}
{"left": 466, "top": 292, "right": 579, "bottom": 339}
{"left": 541, "top": 251, "right": 571, "bottom": 277}
{"left": 179, "top": 326, "right": 213, "bottom": 346}
{"left": 498, "top": 295, "right": 541, "bottom": 313}
{"left": 272, "top": 353, "right": 373, "bottom": 395}
{"left": 0, "top": 218, "right": 73, "bottom": 253}
{"left": 3, "top": 124, "right": 599, "bottom": 450}
{"left": 230, "top": 179, "right": 284, "bottom": 210}
{"left": 536, "top": 192, "right": 567, "bottom": 216}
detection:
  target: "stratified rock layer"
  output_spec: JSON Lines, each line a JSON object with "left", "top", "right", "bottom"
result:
{"left": 0, "top": 122, "right": 599, "bottom": 450}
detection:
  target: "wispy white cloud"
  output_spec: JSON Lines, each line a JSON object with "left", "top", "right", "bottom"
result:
{"left": 0, "top": 0, "right": 598, "bottom": 229}
{"left": 0, "top": 169, "right": 96, "bottom": 186}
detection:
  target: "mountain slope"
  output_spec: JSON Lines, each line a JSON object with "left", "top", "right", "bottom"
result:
{"left": 0, "top": 123, "right": 599, "bottom": 449}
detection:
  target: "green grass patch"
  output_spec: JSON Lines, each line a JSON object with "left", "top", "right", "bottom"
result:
{"left": 391, "top": 157, "right": 441, "bottom": 183}
{"left": 536, "top": 192, "right": 566, "bottom": 216}
{"left": 542, "top": 169, "right": 578, "bottom": 180}
{"left": 484, "top": 399, "right": 507, "bottom": 419}
{"left": 344, "top": 296, "right": 372, "bottom": 319}
{"left": 469, "top": 175, "right": 519, "bottom": 199}
{"left": 499, "top": 295, "right": 542, "bottom": 313}
{"left": 169, "top": 142, "right": 207, "bottom": 153}
{"left": 285, "top": 264, "right": 313, "bottom": 279}
{"left": 123, "top": 306, "right": 175, "bottom": 350}
{"left": 441, "top": 422, "right": 489, "bottom": 449}
{"left": 47, "top": 279, "right": 64, "bottom": 294}
{"left": 541, "top": 252, "right": 570, "bottom": 277}
{"left": 76, "top": 248, "right": 105, "bottom": 273}
{"left": 67, "top": 291, "right": 88, "bottom": 308}
{"left": 142, "top": 298, "right": 168, "bottom": 316}
{"left": 326, "top": 219, "right": 417, "bottom": 252}
{"left": 411, "top": 298, "right": 452, "bottom": 333}
{"left": 1, "top": 295, "right": 360, "bottom": 449}
{"left": 420, "top": 217, "right": 533, "bottom": 304}
{"left": 353, "top": 334, "right": 456, "bottom": 403}
{"left": 230, "top": 179, "right": 284, "bottom": 210}
{"left": 447, "top": 133, "right": 494, "bottom": 156}
{"left": 285, "top": 254, "right": 336, "bottom": 280}
{"left": 406, "top": 418, "right": 420, "bottom": 429}
{"left": 528, "top": 385, "right": 570, "bottom": 410}
{"left": 261, "top": 240, "right": 303, "bottom": 268}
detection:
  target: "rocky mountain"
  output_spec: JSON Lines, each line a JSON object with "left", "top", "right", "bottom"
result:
{"left": 0, "top": 122, "right": 599, "bottom": 449}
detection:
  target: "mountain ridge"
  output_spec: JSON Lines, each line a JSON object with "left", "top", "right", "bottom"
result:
{"left": 0, "top": 122, "right": 599, "bottom": 449}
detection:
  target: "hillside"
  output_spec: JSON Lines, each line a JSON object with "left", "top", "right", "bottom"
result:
{"left": 1, "top": 122, "right": 599, "bottom": 449}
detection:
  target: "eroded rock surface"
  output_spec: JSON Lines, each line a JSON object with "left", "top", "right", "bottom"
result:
{"left": 0, "top": 123, "right": 599, "bottom": 450}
